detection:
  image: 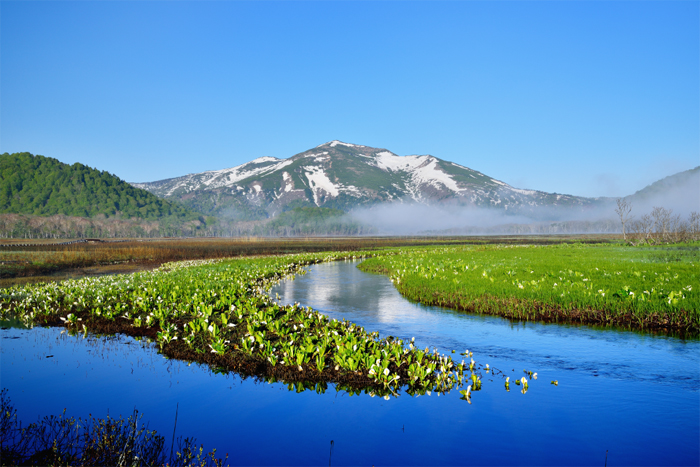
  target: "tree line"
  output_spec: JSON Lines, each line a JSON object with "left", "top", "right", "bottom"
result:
{"left": 0, "top": 214, "right": 213, "bottom": 239}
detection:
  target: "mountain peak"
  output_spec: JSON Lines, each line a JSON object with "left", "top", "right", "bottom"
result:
{"left": 316, "top": 140, "right": 364, "bottom": 149}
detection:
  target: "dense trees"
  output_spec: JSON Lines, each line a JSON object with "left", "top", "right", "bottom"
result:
{"left": 0, "top": 152, "right": 198, "bottom": 221}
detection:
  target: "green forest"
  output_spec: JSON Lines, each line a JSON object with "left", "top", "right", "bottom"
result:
{"left": 0, "top": 152, "right": 200, "bottom": 221}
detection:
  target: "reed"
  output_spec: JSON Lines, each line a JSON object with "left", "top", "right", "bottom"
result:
{"left": 0, "top": 389, "right": 227, "bottom": 467}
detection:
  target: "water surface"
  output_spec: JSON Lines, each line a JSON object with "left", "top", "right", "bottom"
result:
{"left": 2, "top": 260, "right": 698, "bottom": 465}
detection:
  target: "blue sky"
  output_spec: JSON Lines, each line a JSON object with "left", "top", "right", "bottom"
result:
{"left": 1, "top": 1, "right": 698, "bottom": 198}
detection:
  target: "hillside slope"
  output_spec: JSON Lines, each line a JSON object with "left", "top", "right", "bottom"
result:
{"left": 1, "top": 152, "right": 201, "bottom": 221}
{"left": 625, "top": 166, "right": 700, "bottom": 215}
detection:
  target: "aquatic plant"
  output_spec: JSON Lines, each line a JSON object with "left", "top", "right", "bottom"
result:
{"left": 0, "top": 251, "right": 521, "bottom": 401}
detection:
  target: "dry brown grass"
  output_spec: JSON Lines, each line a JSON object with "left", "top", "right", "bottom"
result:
{"left": 0, "top": 234, "right": 619, "bottom": 284}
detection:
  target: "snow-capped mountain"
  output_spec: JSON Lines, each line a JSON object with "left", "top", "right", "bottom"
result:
{"left": 132, "top": 141, "right": 600, "bottom": 220}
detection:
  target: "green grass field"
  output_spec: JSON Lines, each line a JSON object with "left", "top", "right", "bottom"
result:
{"left": 358, "top": 243, "right": 699, "bottom": 334}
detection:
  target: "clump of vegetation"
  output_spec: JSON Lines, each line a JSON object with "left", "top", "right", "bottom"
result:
{"left": 359, "top": 243, "right": 699, "bottom": 335}
{"left": 0, "top": 389, "right": 227, "bottom": 467}
{"left": 0, "top": 252, "right": 513, "bottom": 400}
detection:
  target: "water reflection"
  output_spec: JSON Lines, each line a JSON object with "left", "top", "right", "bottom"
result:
{"left": 1, "top": 260, "right": 698, "bottom": 466}
{"left": 272, "top": 261, "right": 700, "bottom": 390}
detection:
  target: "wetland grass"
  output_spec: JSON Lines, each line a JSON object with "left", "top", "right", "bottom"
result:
{"left": 358, "top": 242, "right": 700, "bottom": 335}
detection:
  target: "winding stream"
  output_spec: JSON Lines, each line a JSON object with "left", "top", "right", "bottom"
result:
{"left": 2, "top": 260, "right": 698, "bottom": 465}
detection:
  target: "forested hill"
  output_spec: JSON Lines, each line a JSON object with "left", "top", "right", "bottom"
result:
{"left": 0, "top": 152, "right": 200, "bottom": 220}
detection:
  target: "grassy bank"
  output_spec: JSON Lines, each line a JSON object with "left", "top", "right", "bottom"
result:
{"left": 1, "top": 251, "right": 516, "bottom": 400}
{"left": 358, "top": 243, "right": 699, "bottom": 335}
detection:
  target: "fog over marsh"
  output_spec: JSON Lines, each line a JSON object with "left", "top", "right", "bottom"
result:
{"left": 349, "top": 168, "right": 700, "bottom": 235}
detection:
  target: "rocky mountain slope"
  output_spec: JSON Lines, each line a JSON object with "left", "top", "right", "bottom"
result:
{"left": 132, "top": 141, "right": 602, "bottom": 220}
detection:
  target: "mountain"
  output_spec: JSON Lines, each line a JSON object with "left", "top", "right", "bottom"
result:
{"left": 132, "top": 141, "right": 601, "bottom": 220}
{"left": 0, "top": 152, "right": 212, "bottom": 237}
{"left": 625, "top": 166, "right": 699, "bottom": 215}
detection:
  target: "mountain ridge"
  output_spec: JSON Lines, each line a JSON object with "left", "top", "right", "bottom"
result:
{"left": 132, "top": 140, "right": 603, "bottom": 220}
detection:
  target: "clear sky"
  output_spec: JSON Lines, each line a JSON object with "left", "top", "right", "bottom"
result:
{"left": 1, "top": 1, "right": 698, "bottom": 198}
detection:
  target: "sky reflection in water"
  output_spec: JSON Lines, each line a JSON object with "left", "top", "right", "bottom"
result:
{"left": 2, "top": 260, "right": 698, "bottom": 465}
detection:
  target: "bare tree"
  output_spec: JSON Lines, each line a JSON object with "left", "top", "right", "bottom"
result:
{"left": 615, "top": 198, "right": 634, "bottom": 240}
{"left": 640, "top": 214, "right": 654, "bottom": 243}
{"left": 669, "top": 213, "right": 682, "bottom": 243}
{"left": 651, "top": 206, "right": 672, "bottom": 242}
{"left": 689, "top": 212, "right": 700, "bottom": 241}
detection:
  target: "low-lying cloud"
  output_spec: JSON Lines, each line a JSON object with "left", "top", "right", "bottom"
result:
{"left": 349, "top": 168, "right": 699, "bottom": 235}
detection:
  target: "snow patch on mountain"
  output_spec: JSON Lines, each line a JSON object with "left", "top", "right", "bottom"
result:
{"left": 282, "top": 172, "right": 294, "bottom": 192}
{"left": 304, "top": 166, "right": 339, "bottom": 205}
{"left": 166, "top": 158, "right": 294, "bottom": 195}
{"left": 317, "top": 140, "right": 361, "bottom": 148}
{"left": 251, "top": 157, "right": 280, "bottom": 164}
{"left": 329, "top": 140, "right": 357, "bottom": 148}
{"left": 373, "top": 151, "right": 432, "bottom": 172}
{"left": 509, "top": 187, "right": 538, "bottom": 196}
{"left": 409, "top": 158, "right": 463, "bottom": 194}
{"left": 343, "top": 185, "right": 362, "bottom": 195}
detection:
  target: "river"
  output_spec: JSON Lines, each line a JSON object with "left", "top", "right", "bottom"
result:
{"left": 2, "top": 260, "right": 698, "bottom": 465}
